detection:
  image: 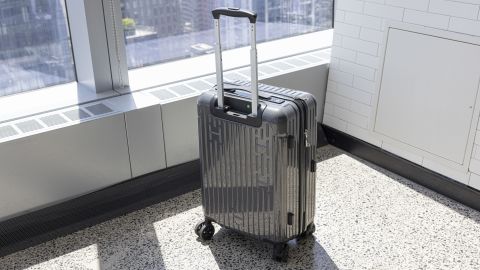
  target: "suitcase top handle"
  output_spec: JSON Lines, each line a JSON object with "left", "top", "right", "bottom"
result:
{"left": 212, "top": 7, "right": 257, "bottom": 23}
{"left": 212, "top": 7, "right": 259, "bottom": 117}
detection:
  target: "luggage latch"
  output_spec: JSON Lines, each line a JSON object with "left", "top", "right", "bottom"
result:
{"left": 311, "top": 160, "right": 317, "bottom": 172}
{"left": 287, "top": 212, "right": 294, "bottom": 225}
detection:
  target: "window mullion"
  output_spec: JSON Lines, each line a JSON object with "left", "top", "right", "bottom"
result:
{"left": 102, "top": 0, "right": 129, "bottom": 91}
{"left": 65, "top": 0, "right": 115, "bottom": 93}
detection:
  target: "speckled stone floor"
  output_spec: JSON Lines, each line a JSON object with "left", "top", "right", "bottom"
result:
{"left": 1, "top": 145, "right": 480, "bottom": 270}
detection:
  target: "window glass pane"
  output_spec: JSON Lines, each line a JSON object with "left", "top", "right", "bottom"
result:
{"left": 121, "top": 0, "right": 334, "bottom": 69}
{"left": 0, "top": 0, "right": 75, "bottom": 97}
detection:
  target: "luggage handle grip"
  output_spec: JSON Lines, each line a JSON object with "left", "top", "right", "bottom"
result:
{"left": 212, "top": 7, "right": 257, "bottom": 23}
{"left": 212, "top": 7, "right": 259, "bottom": 117}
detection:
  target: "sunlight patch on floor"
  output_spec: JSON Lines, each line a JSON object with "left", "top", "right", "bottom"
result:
{"left": 25, "top": 244, "right": 100, "bottom": 270}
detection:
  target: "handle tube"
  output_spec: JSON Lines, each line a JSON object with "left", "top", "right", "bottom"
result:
{"left": 250, "top": 23, "right": 258, "bottom": 116}
{"left": 214, "top": 19, "right": 224, "bottom": 109}
{"left": 212, "top": 7, "right": 259, "bottom": 117}
{"left": 212, "top": 7, "right": 257, "bottom": 23}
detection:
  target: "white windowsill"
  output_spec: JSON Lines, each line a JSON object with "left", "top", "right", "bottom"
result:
{"left": 0, "top": 30, "right": 333, "bottom": 124}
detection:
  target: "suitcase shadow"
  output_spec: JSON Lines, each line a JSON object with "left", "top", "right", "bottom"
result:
{"left": 208, "top": 227, "right": 339, "bottom": 270}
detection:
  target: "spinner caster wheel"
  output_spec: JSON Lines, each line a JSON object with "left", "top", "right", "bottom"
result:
{"left": 300, "top": 223, "right": 316, "bottom": 239}
{"left": 194, "top": 221, "right": 215, "bottom": 241}
{"left": 305, "top": 223, "right": 316, "bottom": 236}
{"left": 194, "top": 221, "right": 204, "bottom": 237}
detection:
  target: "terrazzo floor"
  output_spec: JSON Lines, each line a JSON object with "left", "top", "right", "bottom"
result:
{"left": 2, "top": 145, "right": 480, "bottom": 269}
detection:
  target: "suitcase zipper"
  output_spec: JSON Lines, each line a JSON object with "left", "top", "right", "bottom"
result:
{"left": 298, "top": 99, "right": 310, "bottom": 232}
{"left": 260, "top": 87, "right": 311, "bottom": 233}
{"left": 280, "top": 97, "right": 309, "bottom": 233}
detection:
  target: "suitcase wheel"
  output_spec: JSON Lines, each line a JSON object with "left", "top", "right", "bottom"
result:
{"left": 299, "top": 223, "right": 316, "bottom": 239}
{"left": 272, "top": 243, "right": 288, "bottom": 262}
{"left": 194, "top": 221, "right": 204, "bottom": 236}
{"left": 194, "top": 221, "right": 215, "bottom": 241}
{"left": 304, "top": 223, "right": 316, "bottom": 237}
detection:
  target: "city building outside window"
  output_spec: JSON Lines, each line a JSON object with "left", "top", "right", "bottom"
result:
{"left": 0, "top": 0, "right": 333, "bottom": 98}
{"left": 0, "top": 0, "right": 75, "bottom": 97}
{"left": 120, "top": 0, "right": 334, "bottom": 69}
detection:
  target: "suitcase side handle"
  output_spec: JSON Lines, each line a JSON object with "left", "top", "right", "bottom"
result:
{"left": 212, "top": 7, "right": 259, "bottom": 117}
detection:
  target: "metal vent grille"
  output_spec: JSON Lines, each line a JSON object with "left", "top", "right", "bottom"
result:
{"left": 299, "top": 55, "right": 321, "bottom": 63}
{"left": 203, "top": 76, "right": 217, "bottom": 85}
{"left": 236, "top": 81, "right": 300, "bottom": 97}
{"left": 237, "top": 69, "right": 252, "bottom": 78}
{"left": 0, "top": 102, "right": 118, "bottom": 140}
{"left": 0, "top": 126, "right": 17, "bottom": 139}
{"left": 237, "top": 68, "right": 266, "bottom": 78}
{"left": 284, "top": 58, "right": 308, "bottom": 67}
{"left": 151, "top": 89, "right": 177, "bottom": 100}
{"left": 63, "top": 109, "right": 91, "bottom": 121}
{"left": 15, "top": 120, "right": 43, "bottom": 133}
{"left": 270, "top": 61, "right": 294, "bottom": 71}
{"left": 169, "top": 85, "right": 195, "bottom": 95}
{"left": 187, "top": 80, "right": 211, "bottom": 92}
{"left": 40, "top": 114, "right": 68, "bottom": 127}
{"left": 85, "top": 103, "right": 113, "bottom": 116}
{"left": 259, "top": 65, "right": 279, "bottom": 74}
{"left": 312, "top": 51, "right": 330, "bottom": 59}
{"left": 224, "top": 73, "right": 248, "bottom": 82}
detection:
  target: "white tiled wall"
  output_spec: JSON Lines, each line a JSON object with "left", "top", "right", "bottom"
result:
{"left": 325, "top": 0, "right": 480, "bottom": 188}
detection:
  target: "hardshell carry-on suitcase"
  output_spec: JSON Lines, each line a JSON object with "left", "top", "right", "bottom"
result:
{"left": 195, "top": 7, "right": 317, "bottom": 262}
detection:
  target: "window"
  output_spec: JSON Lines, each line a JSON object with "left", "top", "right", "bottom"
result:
{"left": 0, "top": 0, "right": 333, "bottom": 100}
{"left": 0, "top": 0, "right": 75, "bottom": 97}
{"left": 120, "top": 0, "right": 334, "bottom": 69}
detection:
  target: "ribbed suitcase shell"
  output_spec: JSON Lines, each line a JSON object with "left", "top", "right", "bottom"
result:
{"left": 198, "top": 81, "right": 317, "bottom": 243}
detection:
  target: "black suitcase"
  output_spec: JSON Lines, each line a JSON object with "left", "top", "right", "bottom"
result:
{"left": 195, "top": 7, "right": 317, "bottom": 262}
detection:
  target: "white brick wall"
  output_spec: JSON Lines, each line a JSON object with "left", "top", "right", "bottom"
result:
{"left": 325, "top": 0, "right": 480, "bottom": 189}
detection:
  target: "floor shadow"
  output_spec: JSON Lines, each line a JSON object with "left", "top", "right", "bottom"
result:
{"left": 343, "top": 150, "right": 480, "bottom": 225}
{"left": 0, "top": 191, "right": 202, "bottom": 270}
{"left": 208, "top": 228, "right": 338, "bottom": 270}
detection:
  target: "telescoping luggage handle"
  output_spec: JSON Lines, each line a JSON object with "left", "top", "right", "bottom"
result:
{"left": 212, "top": 7, "right": 259, "bottom": 116}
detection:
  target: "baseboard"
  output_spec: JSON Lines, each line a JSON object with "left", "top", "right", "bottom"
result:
{"left": 317, "top": 122, "right": 329, "bottom": 147}
{"left": 322, "top": 124, "right": 480, "bottom": 212}
{"left": 0, "top": 160, "right": 201, "bottom": 257}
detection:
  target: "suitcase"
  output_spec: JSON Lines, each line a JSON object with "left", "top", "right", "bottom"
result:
{"left": 195, "top": 7, "right": 317, "bottom": 262}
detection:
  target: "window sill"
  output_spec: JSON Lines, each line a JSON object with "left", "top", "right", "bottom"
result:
{"left": 0, "top": 30, "right": 333, "bottom": 125}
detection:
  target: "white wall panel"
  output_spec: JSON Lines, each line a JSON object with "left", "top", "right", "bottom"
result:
{"left": 326, "top": 0, "right": 480, "bottom": 189}
{"left": 161, "top": 96, "right": 200, "bottom": 167}
{"left": 374, "top": 28, "right": 480, "bottom": 165}
{"left": 0, "top": 114, "right": 131, "bottom": 221}
{"left": 125, "top": 105, "right": 167, "bottom": 177}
